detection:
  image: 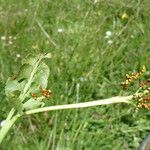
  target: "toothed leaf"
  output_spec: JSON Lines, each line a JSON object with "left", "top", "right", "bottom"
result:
{"left": 23, "top": 98, "right": 45, "bottom": 110}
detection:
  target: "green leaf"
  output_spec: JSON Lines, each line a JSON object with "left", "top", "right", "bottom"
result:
{"left": 5, "top": 53, "right": 50, "bottom": 113}
{"left": 19, "top": 80, "right": 27, "bottom": 90}
{"left": 7, "top": 92, "right": 23, "bottom": 114}
{"left": 17, "top": 64, "right": 33, "bottom": 81}
{"left": 23, "top": 98, "right": 45, "bottom": 110}
{"left": 25, "top": 62, "right": 50, "bottom": 96}
{"left": 20, "top": 53, "right": 50, "bottom": 92}
{"left": 22, "top": 55, "right": 40, "bottom": 66}
{"left": 34, "top": 62, "right": 50, "bottom": 88}
{"left": 5, "top": 78, "right": 20, "bottom": 96}
{"left": 5, "top": 78, "right": 25, "bottom": 113}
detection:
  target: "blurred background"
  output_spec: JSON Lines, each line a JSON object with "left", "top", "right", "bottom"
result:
{"left": 0, "top": 0, "right": 150, "bottom": 149}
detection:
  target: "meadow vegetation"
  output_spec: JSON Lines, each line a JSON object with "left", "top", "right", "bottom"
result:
{"left": 0, "top": 0, "right": 150, "bottom": 149}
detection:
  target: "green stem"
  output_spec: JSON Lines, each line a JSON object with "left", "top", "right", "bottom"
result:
{"left": 0, "top": 114, "right": 20, "bottom": 145}
{"left": 6, "top": 108, "right": 15, "bottom": 121}
{"left": 26, "top": 95, "right": 133, "bottom": 115}
{"left": 0, "top": 95, "right": 133, "bottom": 145}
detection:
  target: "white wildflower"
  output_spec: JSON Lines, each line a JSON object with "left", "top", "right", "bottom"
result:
{"left": 108, "top": 40, "right": 113, "bottom": 44}
{"left": 1, "top": 36, "right": 6, "bottom": 40}
{"left": 16, "top": 54, "right": 21, "bottom": 58}
{"left": 57, "top": 28, "right": 64, "bottom": 33}
{"left": 104, "top": 31, "right": 112, "bottom": 39}
{"left": 105, "top": 31, "right": 112, "bottom": 36}
{"left": 9, "top": 36, "right": 12, "bottom": 39}
{"left": 8, "top": 41, "right": 13, "bottom": 45}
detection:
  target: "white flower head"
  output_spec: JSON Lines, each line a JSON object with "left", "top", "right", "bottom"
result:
{"left": 57, "top": 28, "right": 64, "bottom": 33}
{"left": 1, "top": 36, "right": 6, "bottom": 40}
{"left": 105, "top": 31, "right": 112, "bottom": 36}
{"left": 16, "top": 54, "right": 21, "bottom": 58}
{"left": 9, "top": 41, "right": 13, "bottom": 45}
{"left": 108, "top": 40, "right": 113, "bottom": 44}
{"left": 9, "top": 36, "right": 12, "bottom": 39}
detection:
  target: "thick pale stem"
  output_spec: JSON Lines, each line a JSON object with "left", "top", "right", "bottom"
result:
{"left": 0, "top": 95, "right": 133, "bottom": 145}
{"left": 0, "top": 108, "right": 16, "bottom": 144}
{"left": 6, "top": 108, "right": 15, "bottom": 121}
{"left": 0, "top": 114, "right": 20, "bottom": 144}
{"left": 26, "top": 95, "right": 133, "bottom": 115}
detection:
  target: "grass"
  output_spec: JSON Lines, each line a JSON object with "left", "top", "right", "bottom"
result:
{"left": 0, "top": 0, "right": 150, "bottom": 149}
